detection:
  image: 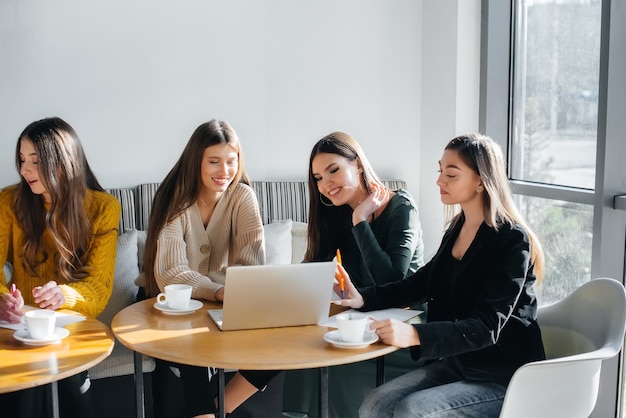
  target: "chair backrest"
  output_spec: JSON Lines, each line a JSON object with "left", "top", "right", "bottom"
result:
{"left": 499, "top": 277, "right": 626, "bottom": 418}
{"left": 107, "top": 179, "right": 407, "bottom": 233}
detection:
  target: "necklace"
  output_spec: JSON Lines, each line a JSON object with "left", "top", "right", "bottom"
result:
{"left": 199, "top": 197, "right": 208, "bottom": 208}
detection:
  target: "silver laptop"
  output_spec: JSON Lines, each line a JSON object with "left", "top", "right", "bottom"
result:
{"left": 208, "top": 261, "right": 336, "bottom": 331}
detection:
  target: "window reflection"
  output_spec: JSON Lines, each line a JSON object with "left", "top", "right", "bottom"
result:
{"left": 515, "top": 195, "right": 593, "bottom": 306}
{"left": 511, "top": 0, "right": 601, "bottom": 189}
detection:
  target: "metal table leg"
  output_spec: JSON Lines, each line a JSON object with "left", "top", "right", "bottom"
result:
{"left": 217, "top": 368, "right": 225, "bottom": 418}
{"left": 318, "top": 367, "right": 329, "bottom": 418}
{"left": 376, "top": 356, "right": 385, "bottom": 386}
{"left": 134, "top": 351, "right": 145, "bottom": 418}
{"left": 49, "top": 381, "right": 59, "bottom": 418}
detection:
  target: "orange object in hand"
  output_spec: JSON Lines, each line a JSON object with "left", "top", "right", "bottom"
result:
{"left": 336, "top": 249, "right": 345, "bottom": 299}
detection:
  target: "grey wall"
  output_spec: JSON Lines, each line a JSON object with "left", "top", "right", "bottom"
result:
{"left": 0, "top": 0, "right": 480, "bottom": 257}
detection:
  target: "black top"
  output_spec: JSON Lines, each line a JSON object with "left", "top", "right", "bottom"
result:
{"left": 340, "top": 189, "right": 424, "bottom": 288}
{"left": 359, "top": 216, "right": 545, "bottom": 385}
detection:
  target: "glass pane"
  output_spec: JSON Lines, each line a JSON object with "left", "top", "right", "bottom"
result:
{"left": 511, "top": 0, "right": 601, "bottom": 189}
{"left": 515, "top": 195, "right": 593, "bottom": 306}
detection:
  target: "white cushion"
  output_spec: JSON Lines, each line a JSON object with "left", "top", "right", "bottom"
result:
{"left": 291, "top": 221, "right": 308, "bottom": 264}
{"left": 263, "top": 220, "right": 293, "bottom": 265}
{"left": 97, "top": 229, "right": 139, "bottom": 326}
{"left": 137, "top": 229, "right": 147, "bottom": 272}
{"left": 92, "top": 229, "right": 154, "bottom": 379}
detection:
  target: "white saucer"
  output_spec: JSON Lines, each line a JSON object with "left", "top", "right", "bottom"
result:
{"left": 323, "top": 330, "right": 378, "bottom": 349}
{"left": 153, "top": 299, "right": 203, "bottom": 315}
{"left": 13, "top": 327, "right": 70, "bottom": 346}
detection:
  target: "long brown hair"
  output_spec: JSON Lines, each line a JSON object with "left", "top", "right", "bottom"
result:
{"left": 444, "top": 133, "right": 545, "bottom": 282}
{"left": 304, "top": 131, "right": 385, "bottom": 262}
{"left": 143, "top": 119, "right": 249, "bottom": 296}
{"left": 14, "top": 117, "right": 104, "bottom": 282}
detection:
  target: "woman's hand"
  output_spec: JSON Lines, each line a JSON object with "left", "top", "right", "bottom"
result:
{"left": 352, "top": 183, "right": 388, "bottom": 225}
{"left": 214, "top": 287, "right": 225, "bottom": 302}
{"left": 0, "top": 285, "right": 24, "bottom": 323}
{"left": 332, "top": 264, "right": 364, "bottom": 309}
{"left": 33, "top": 281, "right": 65, "bottom": 310}
{"left": 369, "top": 318, "right": 421, "bottom": 348}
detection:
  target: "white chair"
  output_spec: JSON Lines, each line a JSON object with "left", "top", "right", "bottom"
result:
{"left": 500, "top": 277, "right": 626, "bottom": 418}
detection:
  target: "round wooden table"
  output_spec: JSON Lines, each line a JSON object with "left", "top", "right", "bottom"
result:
{"left": 0, "top": 312, "right": 114, "bottom": 417}
{"left": 112, "top": 298, "right": 399, "bottom": 418}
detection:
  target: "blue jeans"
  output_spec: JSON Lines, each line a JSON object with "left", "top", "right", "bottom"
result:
{"left": 359, "top": 358, "right": 506, "bottom": 418}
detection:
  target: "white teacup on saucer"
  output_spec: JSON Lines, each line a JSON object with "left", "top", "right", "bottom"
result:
{"left": 157, "top": 284, "right": 192, "bottom": 310}
{"left": 336, "top": 312, "right": 371, "bottom": 343}
{"left": 25, "top": 309, "right": 56, "bottom": 340}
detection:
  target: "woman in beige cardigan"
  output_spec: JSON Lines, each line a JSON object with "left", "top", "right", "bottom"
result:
{"left": 142, "top": 119, "right": 279, "bottom": 418}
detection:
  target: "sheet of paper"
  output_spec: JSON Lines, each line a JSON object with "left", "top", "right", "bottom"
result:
{"left": 320, "top": 307, "right": 423, "bottom": 328}
{"left": 0, "top": 305, "right": 86, "bottom": 331}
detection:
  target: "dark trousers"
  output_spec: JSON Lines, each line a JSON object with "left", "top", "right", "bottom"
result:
{"left": 153, "top": 359, "right": 280, "bottom": 417}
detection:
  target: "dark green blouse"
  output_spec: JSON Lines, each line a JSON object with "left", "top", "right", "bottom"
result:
{"left": 340, "top": 189, "right": 424, "bottom": 288}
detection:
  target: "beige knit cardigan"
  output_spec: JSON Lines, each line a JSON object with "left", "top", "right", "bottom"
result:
{"left": 154, "top": 183, "right": 266, "bottom": 301}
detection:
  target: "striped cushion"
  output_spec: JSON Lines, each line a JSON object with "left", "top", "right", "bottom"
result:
{"left": 134, "top": 183, "right": 160, "bottom": 230}
{"left": 105, "top": 187, "right": 135, "bottom": 233}
{"left": 108, "top": 180, "right": 406, "bottom": 234}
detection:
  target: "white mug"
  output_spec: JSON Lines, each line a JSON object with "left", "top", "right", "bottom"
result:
{"left": 25, "top": 309, "right": 56, "bottom": 340}
{"left": 157, "top": 284, "right": 192, "bottom": 310}
{"left": 336, "top": 312, "right": 370, "bottom": 343}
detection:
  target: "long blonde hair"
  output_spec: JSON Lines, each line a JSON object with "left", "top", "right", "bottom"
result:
{"left": 444, "top": 133, "right": 544, "bottom": 282}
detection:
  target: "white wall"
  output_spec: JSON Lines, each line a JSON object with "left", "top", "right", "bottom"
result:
{"left": 419, "top": 0, "right": 481, "bottom": 256}
{"left": 0, "top": 0, "right": 480, "bottom": 256}
{"left": 0, "top": 0, "right": 423, "bottom": 186}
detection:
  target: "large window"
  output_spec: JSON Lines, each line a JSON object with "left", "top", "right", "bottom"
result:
{"left": 510, "top": 0, "right": 600, "bottom": 304}
{"left": 481, "top": 0, "right": 626, "bottom": 416}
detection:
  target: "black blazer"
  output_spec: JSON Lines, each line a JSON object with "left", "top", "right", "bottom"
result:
{"left": 360, "top": 217, "right": 545, "bottom": 385}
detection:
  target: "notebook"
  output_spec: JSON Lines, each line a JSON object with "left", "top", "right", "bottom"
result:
{"left": 208, "top": 261, "right": 336, "bottom": 331}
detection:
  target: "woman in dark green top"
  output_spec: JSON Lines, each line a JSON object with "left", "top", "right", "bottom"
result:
{"left": 284, "top": 132, "right": 424, "bottom": 418}
{"left": 306, "top": 131, "right": 424, "bottom": 286}
{"left": 285, "top": 131, "right": 425, "bottom": 418}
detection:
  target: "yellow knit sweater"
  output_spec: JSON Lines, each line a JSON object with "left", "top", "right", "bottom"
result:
{"left": 0, "top": 186, "right": 121, "bottom": 317}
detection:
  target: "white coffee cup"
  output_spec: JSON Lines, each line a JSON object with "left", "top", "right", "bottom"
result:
{"left": 336, "top": 312, "right": 370, "bottom": 343}
{"left": 157, "top": 284, "right": 192, "bottom": 310}
{"left": 25, "top": 309, "right": 56, "bottom": 340}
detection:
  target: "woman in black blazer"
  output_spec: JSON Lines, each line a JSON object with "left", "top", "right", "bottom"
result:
{"left": 335, "top": 133, "right": 546, "bottom": 418}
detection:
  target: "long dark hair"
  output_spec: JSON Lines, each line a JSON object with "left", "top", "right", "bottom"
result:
{"left": 444, "top": 133, "right": 544, "bottom": 282}
{"left": 304, "top": 131, "right": 384, "bottom": 262}
{"left": 14, "top": 117, "right": 104, "bottom": 282}
{"left": 143, "top": 119, "right": 249, "bottom": 296}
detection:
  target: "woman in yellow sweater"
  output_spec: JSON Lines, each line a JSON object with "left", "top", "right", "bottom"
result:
{"left": 0, "top": 117, "right": 121, "bottom": 418}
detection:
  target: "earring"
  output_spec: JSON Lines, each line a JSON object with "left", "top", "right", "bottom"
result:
{"left": 320, "top": 194, "right": 334, "bottom": 207}
{"left": 476, "top": 187, "right": 483, "bottom": 193}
